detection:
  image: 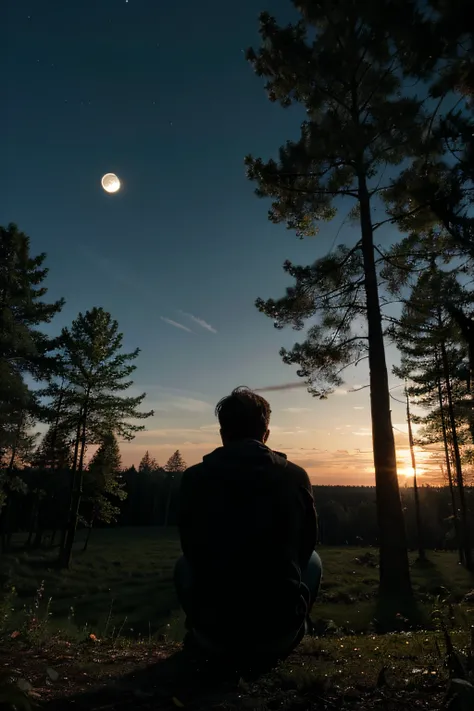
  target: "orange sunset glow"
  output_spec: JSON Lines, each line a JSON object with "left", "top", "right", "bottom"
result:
{"left": 116, "top": 385, "right": 446, "bottom": 486}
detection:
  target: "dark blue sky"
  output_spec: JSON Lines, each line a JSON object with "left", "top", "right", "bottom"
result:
{"left": 4, "top": 0, "right": 410, "bottom": 477}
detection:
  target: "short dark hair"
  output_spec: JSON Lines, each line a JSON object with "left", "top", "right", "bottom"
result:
{"left": 215, "top": 386, "right": 271, "bottom": 442}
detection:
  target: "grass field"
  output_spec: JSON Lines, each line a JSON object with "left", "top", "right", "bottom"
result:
{"left": 0, "top": 527, "right": 473, "bottom": 642}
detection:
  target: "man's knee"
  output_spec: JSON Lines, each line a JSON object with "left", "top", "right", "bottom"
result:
{"left": 302, "top": 550, "right": 323, "bottom": 605}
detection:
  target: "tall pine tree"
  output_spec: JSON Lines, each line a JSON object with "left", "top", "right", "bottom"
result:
{"left": 0, "top": 223, "right": 63, "bottom": 462}
{"left": 0, "top": 223, "right": 63, "bottom": 549}
{"left": 245, "top": 0, "right": 426, "bottom": 597}
{"left": 58, "top": 307, "right": 153, "bottom": 567}
{"left": 391, "top": 266, "right": 473, "bottom": 569}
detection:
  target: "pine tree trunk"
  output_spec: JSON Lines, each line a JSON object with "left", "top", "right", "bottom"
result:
{"left": 59, "top": 527, "right": 67, "bottom": 551}
{"left": 436, "top": 368, "right": 463, "bottom": 565}
{"left": 0, "top": 500, "right": 10, "bottom": 554}
{"left": 26, "top": 497, "right": 39, "bottom": 547}
{"left": 60, "top": 397, "right": 88, "bottom": 568}
{"left": 440, "top": 340, "right": 472, "bottom": 570}
{"left": 1, "top": 418, "right": 23, "bottom": 553}
{"left": 60, "top": 480, "right": 83, "bottom": 568}
{"left": 71, "top": 413, "right": 82, "bottom": 475}
{"left": 406, "top": 389, "right": 425, "bottom": 561}
{"left": 50, "top": 383, "right": 65, "bottom": 468}
{"left": 412, "top": 468, "right": 424, "bottom": 560}
{"left": 83, "top": 521, "right": 93, "bottom": 552}
{"left": 358, "top": 173, "right": 411, "bottom": 598}
{"left": 77, "top": 413, "right": 87, "bottom": 475}
{"left": 59, "top": 412, "right": 82, "bottom": 561}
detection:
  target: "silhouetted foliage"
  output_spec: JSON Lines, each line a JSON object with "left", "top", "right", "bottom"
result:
{"left": 0, "top": 223, "right": 63, "bottom": 551}
{"left": 56, "top": 307, "right": 154, "bottom": 567}
{"left": 245, "top": 0, "right": 432, "bottom": 597}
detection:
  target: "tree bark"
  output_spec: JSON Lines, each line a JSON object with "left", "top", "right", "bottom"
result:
{"left": 1, "top": 417, "right": 23, "bottom": 553}
{"left": 440, "top": 339, "right": 472, "bottom": 569}
{"left": 358, "top": 172, "right": 412, "bottom": 598}
{"left": 50, "top": 382, "right": 65, "bottom": 468}
{"left": 406, "top": 387, "right": 425, "bottom": 561}
{"left": 83, "top": 521, "right": 93, "bottom": 552}
{"left": 59, "top": 395, "right": 89, "bottom": 568}
{"left": 59, "top": 408, "right": 83, "bottom": 560}
{"left": 0, "top": 499, "right": 11, "bottom": 554}
{"left": 436, "top": 366, "right": 463, "bottom": 564}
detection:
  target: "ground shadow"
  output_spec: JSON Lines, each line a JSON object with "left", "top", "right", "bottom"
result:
{"left": 374, "top": 594, "right": 426, "bottom": 633}
{"left": 40, "top": 645, "right": 285, "bottom": 711}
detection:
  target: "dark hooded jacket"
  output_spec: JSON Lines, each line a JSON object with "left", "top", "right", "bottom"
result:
{"left": 178, "top": 440, "right": 317, "bottom": 642}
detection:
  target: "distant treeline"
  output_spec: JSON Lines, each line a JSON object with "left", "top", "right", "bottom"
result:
{"left": 313, "top": 485, "right": 474, "bottom": 550}
{"left": 6, "top": 465, "right": 473, "bottom": 552}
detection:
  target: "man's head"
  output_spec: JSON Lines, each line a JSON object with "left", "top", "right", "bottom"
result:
{"left": 215, "top": 386, "right": 271, "bottom": 445}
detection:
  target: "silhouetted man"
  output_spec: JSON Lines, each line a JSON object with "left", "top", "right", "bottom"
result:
{"left": 174, "top": 386, "right": 321, "bottom": 663}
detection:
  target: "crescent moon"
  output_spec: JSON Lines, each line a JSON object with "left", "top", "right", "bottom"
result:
{"left": 101, "top": 173, "right": 121, "bottom": 193}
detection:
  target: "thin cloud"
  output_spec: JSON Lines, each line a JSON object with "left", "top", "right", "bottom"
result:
{"left": 254, "top": 382, "right": 308, "bottom": 393}
{"left": 172, "top": 397, "right": 212, "bottom": 413}
{"left": 199, "top": 423, "right": 220, "bottom": 432}
{"left": 179, "top": 311, "right": 217, "bottom": 333}
{"left": 137, "top": 425, "right": 216, "bottom": 438}
{"left": 151, "top": 385, "right": 208, "bottom": 399}
{"left": 281, "top": 407, "right": 311, "bottom": 413}
{"left": 160, "top": 317, "right": 193, "bottom": 333}
{"left": 152, "top": 396, "right": 212, "bottom": 414}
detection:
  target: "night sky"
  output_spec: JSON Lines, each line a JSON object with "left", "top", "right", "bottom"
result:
{"left": 3, "top": 0, "right": 431, "bottom": 482}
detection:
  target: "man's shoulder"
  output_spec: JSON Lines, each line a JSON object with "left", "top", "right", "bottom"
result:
{"left": 273, "top": 451, "right": 312, "bottom": 487}
{"left": 287, "top": 458, "right": 311, "bottom": 481}
{"left": 182, "top": 462, "right": 204, "bottom": 479}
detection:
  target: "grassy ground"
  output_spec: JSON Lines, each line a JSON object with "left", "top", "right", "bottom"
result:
{"left": 1, "top": 629, "right": 472, "bottom": 710}
{"left": 0, "top": 528, "right": 180, "bottom": 639}
{"left": 1, "top": 528, "right": 473, "bottom": 710}
{"left": 0, "top": 527, "right": 473, "bottom": 640}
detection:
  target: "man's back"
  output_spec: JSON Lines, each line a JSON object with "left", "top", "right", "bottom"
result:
{"left": 178, "top": 439, "right": 317, "bottom": 643}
